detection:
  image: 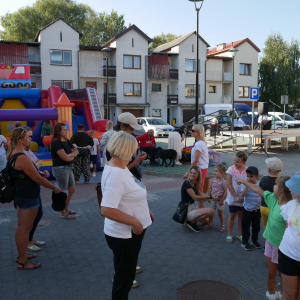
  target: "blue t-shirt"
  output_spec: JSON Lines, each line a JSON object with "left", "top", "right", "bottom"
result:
{"left": 181, "top": 180, "right": 198, "bottom": 205}
{"left": 241, "top": 183, "right": 261, "bottom": 211}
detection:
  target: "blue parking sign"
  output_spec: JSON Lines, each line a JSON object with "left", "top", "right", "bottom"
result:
{"left": 250, "top": 87, "right": 259, "bottom": 100}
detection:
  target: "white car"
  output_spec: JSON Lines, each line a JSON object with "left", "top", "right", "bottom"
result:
{"left": 268, "top": 112, "right": 300, "bottom": 128}
{"left": 249, "top": 112, "right": 288, "bottom": 130}
{"left": 136, "top": 117, "right": 174, "bottom": 137}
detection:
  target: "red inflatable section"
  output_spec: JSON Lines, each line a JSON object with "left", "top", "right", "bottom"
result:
{"left": 94, "top": 120, "right": 109, "bottom": 132}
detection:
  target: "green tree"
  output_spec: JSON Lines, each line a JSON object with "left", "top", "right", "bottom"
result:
{"left": 258, "top": 33, "right": 300, "bottom": 109}
{"left": 0, "top": 0, "right": 127, "bottom": 46}
{"left": 149, "top": 32, "right": 182, "bottom": 50}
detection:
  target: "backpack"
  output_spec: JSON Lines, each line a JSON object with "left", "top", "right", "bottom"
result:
{"left": 0, "top": 153, "right": 25, "bottom": 204}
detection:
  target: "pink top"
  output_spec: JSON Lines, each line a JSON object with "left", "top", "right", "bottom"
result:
{"left": 23, "top": 149, "right": 39, "bottom": 164}
{"left": 211, "top": 177, "right": 227, "bottom": 200}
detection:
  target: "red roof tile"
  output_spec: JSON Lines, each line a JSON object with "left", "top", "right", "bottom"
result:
{"left": 207, "top": 38, "right": 260, "bottom": 56}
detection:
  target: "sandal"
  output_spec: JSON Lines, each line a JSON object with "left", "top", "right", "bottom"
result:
{"left": 16, "top": 254, "right": 36, "bottom": 263}
{"left": 60, "top": 214, "right": 75, "bottom": 220}
{"left": 203, "top": 223, "right": 213, "bottom": 230}
{"left": 219, "top": 225, "right": 225, "bottom": 232}
{"left": 226, "top": 236, "right": 233, "bottom": 243}
{"left": 237, "top": 236, "right": 243, "bottom": 242}
{"left": 67, "top": 211, "right": 77, "bottom": 215}
{"left": 17, "top": 261, "right": 41, "bottom": 270}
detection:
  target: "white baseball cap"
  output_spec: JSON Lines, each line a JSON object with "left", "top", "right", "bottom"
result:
{"left": 118, "top": 112, "right": 141, "bottom": 130}
{"left": 265, "top": 157, "right": 283, "bottom": 173}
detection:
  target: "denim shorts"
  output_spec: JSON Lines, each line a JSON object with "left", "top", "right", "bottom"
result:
{"left": 14, "top": 196, "right": 40, "bottom": 210}
{"left": 228, "top": 205, "right": 244, "bottom": 213}
{"left": 52, "top": 166, "right": 75, "bottom": 190}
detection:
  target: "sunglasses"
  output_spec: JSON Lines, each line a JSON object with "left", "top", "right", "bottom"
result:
{"left": 190, "top": 129, "right": 198, "bottom": 133}
{"left": 29, "top": 135, "right": 33, "bottom": 138}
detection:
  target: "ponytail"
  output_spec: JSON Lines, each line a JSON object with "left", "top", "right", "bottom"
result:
{"left": 6, "top": 140, "right": 14, "bottom": 160}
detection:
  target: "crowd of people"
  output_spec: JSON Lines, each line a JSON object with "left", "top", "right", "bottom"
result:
{"left": 1, "top": 112, "right": 300, "bottom": 300}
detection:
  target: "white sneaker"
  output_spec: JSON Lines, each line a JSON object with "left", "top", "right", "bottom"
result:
{"left": 132, "top": 280, "right": 139, "bottom": 288}
{"left": 275, "top": 291, "right": 282, "bottom": 299}
{"left": 175, "top": 161, "right": 182, "bottom": 165}
{"left": 266, "top": 291, "right": 277, "bottom": 300}
{"left": 136, "top": 266, "right": 142, "bottom": 274}
{"left": 27, "top": 245, "right": 41, "bottom": 252}
{"left": 92, "top": 173, "right": 96, "bottom": 177}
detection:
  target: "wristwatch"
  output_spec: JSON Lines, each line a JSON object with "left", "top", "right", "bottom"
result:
{"left": 210, "top": 195, "right": 213, "bottom": 200}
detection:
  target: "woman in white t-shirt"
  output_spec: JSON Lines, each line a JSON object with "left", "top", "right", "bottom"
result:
{"left": 278, "top": 172, "right": 300, "bottom": 300}
{"left": 0, "top": 135, "right": 7, "bottom": 172}
{"left": 184, "top": 124, "right": 209, "bottom": 194}
{"left": 101, "top": 131, "right": 154, "bottom": 300}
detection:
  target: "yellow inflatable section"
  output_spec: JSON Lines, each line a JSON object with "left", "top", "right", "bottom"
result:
{"left": 0, "top": 99, "right": 27, "bottom": 137}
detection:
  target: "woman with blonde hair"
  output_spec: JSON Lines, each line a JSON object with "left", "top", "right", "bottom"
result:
{"left": 184, "top": 124, "right": 209, "bottom": 194}
{"left": 100, "top": 120, "right": 115, "bottom": 164}
{"left": 7, "top": 127, "right": 61, "bottom": 270}
{"left": 101, "top": 131, "right": 154, "bottom": 299}
{"left": 181, "top": 166, "right": 216, "bottom": 232}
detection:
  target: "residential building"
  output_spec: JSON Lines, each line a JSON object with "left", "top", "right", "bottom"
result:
{"left": 79, "top": 25, "right": 152, "bottom": 124}
{"left": 206, "top": 38, "right": 260, "bottom": 108}
{"left": 150, "top": 32, "right": 209, "bottom": 125}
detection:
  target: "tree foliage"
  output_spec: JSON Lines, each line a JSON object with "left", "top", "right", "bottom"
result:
{"left": 149, "top": 32, "right": 182, "bottom": 50}
{"left": 258, "top": 33, "right": 300, "bottom": 109}
{"left": 0, "top": 0, "right": 127, "bottom": 46}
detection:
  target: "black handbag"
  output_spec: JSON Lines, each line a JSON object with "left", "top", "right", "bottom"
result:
{"left": 172, "top": 201, "right": 190, "bottom": 224}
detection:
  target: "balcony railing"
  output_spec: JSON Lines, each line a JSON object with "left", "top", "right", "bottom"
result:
{"left": 103, "top": 66, "right": 116, "bottom": 77}
{"left": 29, "top": 62, "right": 41, "bottom": 74}
{"left": 167, "top": 95, "right": 178, "bottom": 105}
{"left": 104, "top": 93, "right": 117, "bottom": 104}
{"left": 207, "top": 71, "right": 232, "bottom": 82}
{"left": 169, "top": 69, "right": 178, "bottom": 80}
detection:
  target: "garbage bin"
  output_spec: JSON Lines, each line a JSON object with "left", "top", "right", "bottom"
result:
{"left": 171, "top": 119, "right": 176, "bottom": 126}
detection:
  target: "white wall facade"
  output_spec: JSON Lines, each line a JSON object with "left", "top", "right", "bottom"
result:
{"left": 38, "top": 19, "right": 80, "bottom": 89}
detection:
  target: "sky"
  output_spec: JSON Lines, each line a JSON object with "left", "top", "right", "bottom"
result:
{"left": 0, "top": 0, "right": 300, "bottom": 56}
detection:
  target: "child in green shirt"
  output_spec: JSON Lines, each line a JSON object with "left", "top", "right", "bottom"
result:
{"left": 41, "top": 120, "right": 52, "bottom": 152}
{"left": 235, "top": 175, "right": 292, "bottom": 300}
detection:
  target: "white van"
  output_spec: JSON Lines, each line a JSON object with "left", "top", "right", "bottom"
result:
{"left": 268, "top": 112, "right": 300, "bottom": 128}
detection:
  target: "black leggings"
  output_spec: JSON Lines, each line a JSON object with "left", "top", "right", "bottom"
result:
{"left": 105, "top": 230, "right": 146, "bottom": 300}
{"left": 29, "top": 196, "right": 43, "bottom": 242}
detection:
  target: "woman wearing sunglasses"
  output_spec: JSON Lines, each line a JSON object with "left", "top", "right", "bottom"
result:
{"left": 183, "top": 124, "right": 209, "bottom": 195}
{"left": 7, "top": 127, "right": 61, "bottom": 270}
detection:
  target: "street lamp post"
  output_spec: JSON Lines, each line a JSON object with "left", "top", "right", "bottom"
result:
{"left": 228, "top": 48, "right": 239, "bottom": 135}
{"left": 102, "top": 47, "right": 111, "bottom": 120}
{"left": 189, "top": 0, "right": 204, "bottom": 124}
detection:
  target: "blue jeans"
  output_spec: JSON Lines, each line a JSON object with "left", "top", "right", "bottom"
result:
{"left": 29, "top": 197, "right": 43, "bottom": 242}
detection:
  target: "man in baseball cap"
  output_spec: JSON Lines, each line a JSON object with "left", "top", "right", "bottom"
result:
{"left": 117, "top": 112, "right": 142, "bottom": 131}
{"left": 260, "top": 157, "right": 283, "bottom": 229}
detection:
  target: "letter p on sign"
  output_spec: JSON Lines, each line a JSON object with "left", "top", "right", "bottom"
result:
{"left": 250, "top": 87, "right": 259, "bottom": 100}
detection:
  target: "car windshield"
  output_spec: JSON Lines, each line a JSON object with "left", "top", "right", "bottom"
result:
{"left": 147, "top": 118, "right": 167, "bottom": 125}
{"left": 219, "top": 116, "right": 231, "bottom": 122}
{"left": 236, "top": 110, "right": 253, "bottom": 119}
{"left": 277, "top": 114, "right": 295, "bottom": 121}
{"left": 267, "top": 115, "right": 280, "bottom": 121}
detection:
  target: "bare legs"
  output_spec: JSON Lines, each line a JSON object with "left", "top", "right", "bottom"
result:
{"left": 193, "top": 207, "right": 214, "bottom": 223}
{"left": 60, "top": 186, "right": 76, "bottom": 218}
{"left": 281, "top": 274, "right": 300, "bottom": 300}
{"left": 16, "top": 207, "right": 40, "bottom": 268}
{"left": 227, "top": 210, "right": 243, "bottom": 238}
{"left": 266, "top": 257, "right": 279, "bottom": 295}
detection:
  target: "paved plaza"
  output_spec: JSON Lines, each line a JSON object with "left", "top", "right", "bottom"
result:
{"left": 1, "top": 145, "right": 300, "bottom": 300}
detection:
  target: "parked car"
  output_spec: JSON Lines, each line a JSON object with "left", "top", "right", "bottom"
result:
{"left": 249, "top": 112, "right": 288, "bottom": 130}
{"left": 181, "top": 115, "right": 231, "bottom": 136}
{"left": 268, "top": 112, "right": 300, "bottom": 128}
{"left": 136, "top": 117, "right": 174, "bottom": 137}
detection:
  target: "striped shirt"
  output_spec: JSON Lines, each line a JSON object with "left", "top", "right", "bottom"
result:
{"left": 241, "top": 183, "right": 261, "bottom": 211}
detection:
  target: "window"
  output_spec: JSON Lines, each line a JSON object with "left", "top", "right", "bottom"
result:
{"left": 239, "top": 63, "right": 251, "bottom": 75}
{"left": 123, "top": 55, "right": 141, "bottom": 69}
{"left": 50, "top": 50, "right": 72, "bottom": 65}
{"left": 138, "top": 119, "right": 147, "bottom": 125}
{"left": 51, "top": 80, "right": 73, "bottom": 89}
{"left": 239, "top": 86, "right": 250, "bottom": 98}
{"left": 192, "top": 44, "right": 194, "bottom": 52}
{"left": 124, "top": 83, "right": 141, "bottom": 96}
{"left": 132, "top": 38, "right": 134, "bottom": 47}
{"left": 152, "top": 83, "right": 161, "bottom": 92}
{"left": 152, "top": 109, "right": 161, "bottom": 117}
{"left": 185, "top": 59, "right": 200, "bottom": 72}
{"left": 185, "top": 84, "right": 200, "bottom": 97}
{"left": 28, "top": 54, "right": 35, "bottom": 62}
{"left": 60, "top": 32, "right": 62, "bottom": 42}
{"left": 209, "top": 86, "right": 216, "bottom": 93}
